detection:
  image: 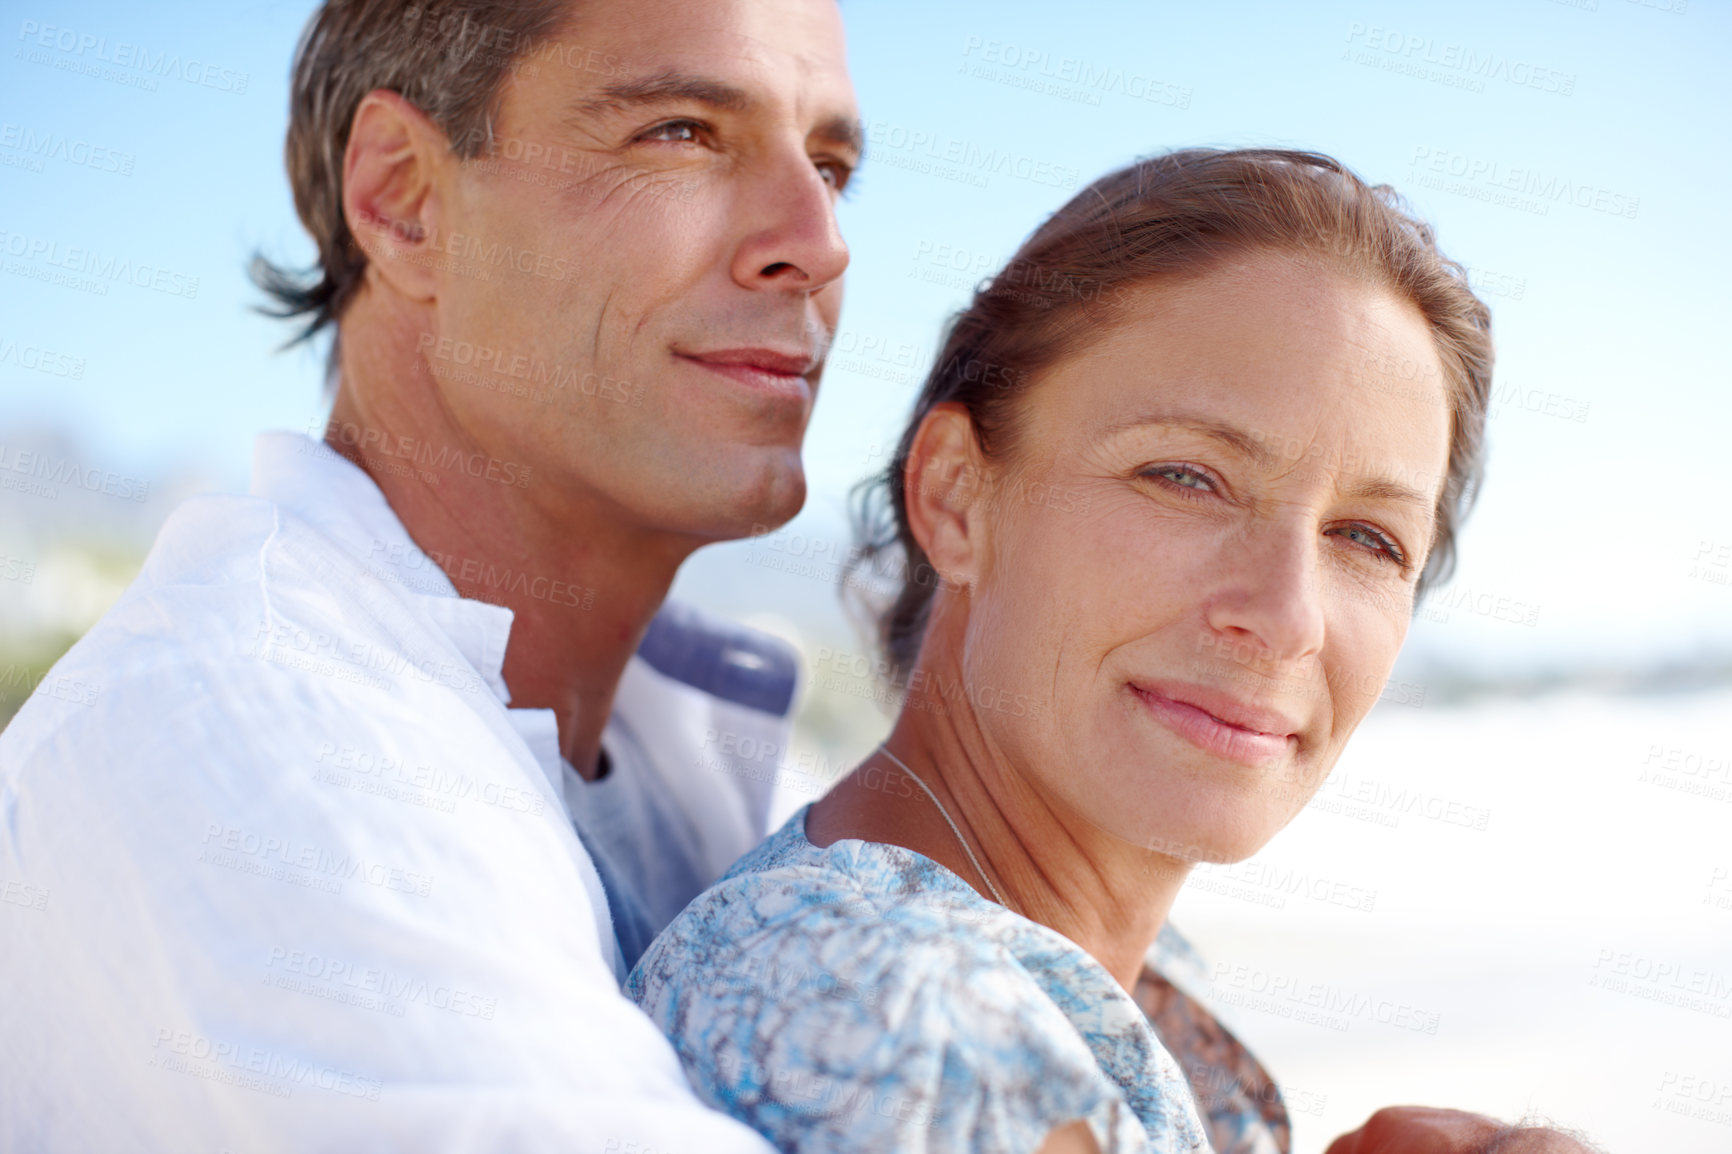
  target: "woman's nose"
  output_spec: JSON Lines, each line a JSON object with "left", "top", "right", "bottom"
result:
{"left": 1201, "top": 520, "right": 1328, "bottom": 673}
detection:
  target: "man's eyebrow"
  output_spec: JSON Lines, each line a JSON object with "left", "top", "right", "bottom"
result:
{"left": 1106, "top": 411, "right": 1437, "bottom": 507}
{"left": 576, "top": 70, "right": 755, "bottom": 118}
{"left": 574, "top": 70, "right": 862, "bottom": 159}
{"left": 812, "top": 114, "right": 864, "bottom": 160}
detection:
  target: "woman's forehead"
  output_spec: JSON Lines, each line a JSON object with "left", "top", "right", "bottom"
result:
{"left": 1023, "top": 258, "right": 1454, "bottom": 491}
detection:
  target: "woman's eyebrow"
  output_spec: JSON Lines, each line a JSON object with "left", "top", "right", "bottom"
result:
{"left": 1336, "top": 473, "right": 1435, "bottom": 509}
{"left": 1107, "top": 412, "right": 1437, "bottom": 508}
{"left": 1102, "top": 412, "right": 1278, "bottom": 469}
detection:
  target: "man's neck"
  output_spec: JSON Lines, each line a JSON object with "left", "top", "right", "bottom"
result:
{"left": 326, "top": 298, "right": 695, "bottom": 778}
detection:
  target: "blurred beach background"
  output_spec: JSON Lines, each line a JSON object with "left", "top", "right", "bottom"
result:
{"left": 3, "top": 0, "right": 1728, "bottom": 1149}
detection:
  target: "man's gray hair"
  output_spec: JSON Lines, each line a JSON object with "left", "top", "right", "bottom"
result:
{"left": 252, "top": 0, "right": 572, "bottom": 380}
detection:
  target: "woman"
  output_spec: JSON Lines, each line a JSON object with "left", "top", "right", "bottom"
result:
{"left": 628, "top": 148, "right": 1493, "bottom": 1153}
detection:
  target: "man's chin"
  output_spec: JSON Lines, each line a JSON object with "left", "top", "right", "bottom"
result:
{"left": 676, "top": 455, "right": 808, "bottom": 543}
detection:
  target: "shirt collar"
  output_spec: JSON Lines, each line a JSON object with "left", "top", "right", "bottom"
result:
{"left": 249, "top": 430, "right": 515, "bottom": 707}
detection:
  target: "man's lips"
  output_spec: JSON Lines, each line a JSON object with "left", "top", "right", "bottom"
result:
{"left": 1129, "top": 680, "right": 1300, "bottom": 766}
{"left": 675, "top": 347, "right": 819, "bottom": 396}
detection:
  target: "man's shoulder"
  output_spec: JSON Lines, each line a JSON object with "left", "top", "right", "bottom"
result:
{"left": 0, "top": 488, "right": 485, "bottom": 771}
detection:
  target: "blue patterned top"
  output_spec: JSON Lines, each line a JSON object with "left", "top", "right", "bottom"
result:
{"left": 627, "top": 805, "right": 1215, "bottom": 1153}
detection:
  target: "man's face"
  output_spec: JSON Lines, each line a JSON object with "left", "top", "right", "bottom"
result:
{"left": 425, "top": 0, "right": 857, "bottom": 540}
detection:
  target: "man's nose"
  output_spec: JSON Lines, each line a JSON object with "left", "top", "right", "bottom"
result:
{"left": 730, "top": 148, "right": 850, "bottom": 294}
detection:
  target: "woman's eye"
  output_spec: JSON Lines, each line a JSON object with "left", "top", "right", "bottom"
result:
{"left": 637, "top": 120, "right": 704, "bottom": 145}
{"left": 1329, "top": 523, "right": 1407, "bottom": 567}
{"left": 1146, "top": 465, "right": 1215, "bottom": 493}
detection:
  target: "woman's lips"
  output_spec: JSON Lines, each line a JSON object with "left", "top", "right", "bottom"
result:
{"left": 1129, "top": 683, "right": 1298, "bottom": 766}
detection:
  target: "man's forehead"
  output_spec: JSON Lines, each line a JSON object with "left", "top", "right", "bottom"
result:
{"left": 553, "top": 0, "right": 856, "bottom": 114}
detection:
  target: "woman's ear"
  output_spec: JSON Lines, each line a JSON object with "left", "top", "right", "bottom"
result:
{"left": 903, "top": 404, "right": 991, "bottom": 592}
{"left": 341, "top": 88, "right": 453, "bottom": 303}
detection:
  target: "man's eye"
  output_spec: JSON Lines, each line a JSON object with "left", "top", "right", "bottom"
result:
{"left": 815, "top": 160, "right": 854, "bottom": 194}
{"left": 637, "top": 120, "right": 705, "bottom": 145}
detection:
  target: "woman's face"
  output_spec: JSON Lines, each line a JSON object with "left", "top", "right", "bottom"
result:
{"left": 950, "top": 249, "right": 1453, "bottom": 862}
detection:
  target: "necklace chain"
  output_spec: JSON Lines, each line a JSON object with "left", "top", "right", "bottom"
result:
{"left": 875, "top": 744, "right": 1015, "bottom": 913}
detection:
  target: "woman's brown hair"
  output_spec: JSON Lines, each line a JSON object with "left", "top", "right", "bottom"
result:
{"left": 848, "top": 147, "right": 1495, "bottom": 685}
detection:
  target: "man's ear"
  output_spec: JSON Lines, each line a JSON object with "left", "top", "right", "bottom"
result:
{"left": 904, "top": 404, "right": 991, "bottom": 592}
{"left": 342, "top": 89, "right": 452, "bottom": 303}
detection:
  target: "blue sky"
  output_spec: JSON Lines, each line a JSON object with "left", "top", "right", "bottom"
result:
{"left": 3, "top": 0, "right": 1729, "bottom": 667}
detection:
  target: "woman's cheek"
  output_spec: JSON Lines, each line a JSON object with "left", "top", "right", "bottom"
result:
{"left": 1321, "top": 591, "right": 1410, "bottom": 735}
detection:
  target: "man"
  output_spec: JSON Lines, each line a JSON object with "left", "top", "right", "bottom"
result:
{"left": 1, "top": 1, "right": 850, "bottom": 1150}
{"left": 0, "top": 1, "right": 1599, "bottom": 1151}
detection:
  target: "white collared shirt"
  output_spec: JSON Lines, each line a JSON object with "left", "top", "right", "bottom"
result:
{"left": 0, "top": 432, "right": 788, "bottom": 1153}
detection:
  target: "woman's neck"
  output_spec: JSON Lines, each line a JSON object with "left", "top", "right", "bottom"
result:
{"left": 805, "top": 683, "right": 1195, "bottom": 991}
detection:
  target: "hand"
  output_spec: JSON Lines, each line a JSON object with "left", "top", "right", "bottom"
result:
{"left": 1325, "top": 1107, "right": 1598, "bottom": 1154}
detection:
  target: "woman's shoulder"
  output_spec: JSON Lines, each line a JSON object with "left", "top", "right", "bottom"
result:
{"left": 624, "top": 812, "right": 1199, "bottom": 1152}
{"left": 630, "top": 807, "right": 1016, "bottom": 1006}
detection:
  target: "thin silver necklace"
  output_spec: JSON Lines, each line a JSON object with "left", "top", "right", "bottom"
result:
{"left": 876, "top": 744, "right": 1015, "bottom": 913}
